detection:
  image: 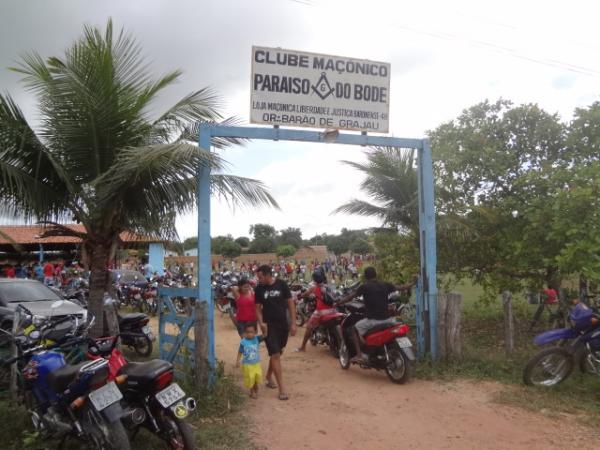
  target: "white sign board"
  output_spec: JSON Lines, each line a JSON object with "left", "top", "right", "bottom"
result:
{"left": 250, "top": 46, "right": 390, "bottom": 133}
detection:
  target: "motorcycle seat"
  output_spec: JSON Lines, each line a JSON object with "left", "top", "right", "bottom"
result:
{"left": 364, "top": 321, "right": 399, "bottom": 336}
{"left": 118, "top": 313, "right": 147, "bottom": 324}
{"left": 46, "top": 360, "right": 90, "bottom": 393}
{"left": 118, "top": 359, "right": 173, "bottom": 390}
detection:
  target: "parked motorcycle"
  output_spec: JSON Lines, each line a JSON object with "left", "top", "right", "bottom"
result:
{"left": 85, "top": 335, "right": 197, "bottom": 449}
{"left": 1, "top": 311, "right": 131, "bottom": 450}
{"left": 523, "top": 301, "right": 600, "bottom": 387}
{"left": 337, "top": 299, "right": 415, "bottom": 384}
{"left": 290, "top": 283, "right": 312, "bottom": 327}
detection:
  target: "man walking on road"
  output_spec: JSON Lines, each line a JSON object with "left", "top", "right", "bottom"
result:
{"left": 255, "top": 264, "right": 297, "bottom": 400}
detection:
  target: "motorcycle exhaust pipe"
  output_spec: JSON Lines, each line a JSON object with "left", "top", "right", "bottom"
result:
{"left": 122, "top": 407, "right": 146, "bottom": 426}
{"left": 184, "top": 397, "right": 197, "bottom": 412}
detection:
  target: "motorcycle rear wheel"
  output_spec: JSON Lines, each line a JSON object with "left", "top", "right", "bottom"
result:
{"left": 523, "top": 347, "right": 573, "bottom": 387}
{"left": 156, "top": 409, "right": 196, "bottom": 450}
{"left": 133, "top": 336, "right": 153, "bottom": 357}
{"left": 82, "top": 404, "right": 131, "bottom": 450}
{"left": 385, "top": 345, "right": 412, "bottom": 384}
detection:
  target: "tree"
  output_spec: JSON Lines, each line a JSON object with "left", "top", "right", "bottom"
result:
{"left": 0, "top": 20, "right": 278, "bottom": 335}
{"left": 327, "top": 235, "right": 349, "bottom": 256}
{"left": 248, "top": 223, "right": 277, "bottom": 253}
{"left": 278, "top": 227, "right": 302, "bottom": 249}
{"left": 428, "top": 99, "right": 599, "bottom": 296}
{"left": 219, "top": 240, "right": 242, "bottom": 258}
{"left": 183, "top": 236, "right": 198, "bottom": 250}
{"left": 333, "top": 147, "right": 419, "bottom": 235}
{"left": 235, "top": 236, "right": 250, "bottom": 248}
{"left": 349, "top": 238, "right": 372, "bottom": 255}
{"left": 276, "top": 244, "right": 296, "bottom": 258}
{"left": 211, "top": 235, "right": 234, "bottom": 255}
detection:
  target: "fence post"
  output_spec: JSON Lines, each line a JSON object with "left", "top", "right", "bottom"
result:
{"left": 502, "top": 291, "right": 514, "bottom": 355}
{"left": 437, "top": 293, "right": 463, "bottom": 359}
{"left": 194, "top": 301, "right": 209, "bottom": 389}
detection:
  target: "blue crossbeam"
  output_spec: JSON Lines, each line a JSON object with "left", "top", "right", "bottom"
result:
{"left": 205, "top": 124, "right": 423, "bottom": 149}
{"left": 158, "top": 287, "right": 201, "bottom": 299}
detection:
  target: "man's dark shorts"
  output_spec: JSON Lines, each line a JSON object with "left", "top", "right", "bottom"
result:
{"left": 265, "top": 322, "right": 289, "bottom": 356}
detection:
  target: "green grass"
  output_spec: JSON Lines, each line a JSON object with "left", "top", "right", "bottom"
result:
{"left": 415, "top": 279, "right": 600, "bottom": 428}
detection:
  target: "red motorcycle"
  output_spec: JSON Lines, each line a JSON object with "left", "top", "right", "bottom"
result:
{"left": 337, "top": 300, "right": 415, "bottom": 384}
{"left": 309, "top": 308, "right": 345, "bottom": 357}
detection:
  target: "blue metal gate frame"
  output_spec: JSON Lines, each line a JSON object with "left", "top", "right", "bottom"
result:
{"left": 195, "top": 123, "right": 438, "bottom": 383}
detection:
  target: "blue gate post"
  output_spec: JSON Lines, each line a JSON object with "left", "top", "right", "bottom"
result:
{"left": 414, "top": 277, "right": 425, "bottom": 358}
{"left": 417, "top": 139, "right": 438, "bottom": 359}
{"left": 148, "top": 243, "right": 165, "bottom": 276}
{"left": 198, "top": 124, "right": 216, "bottom": 384}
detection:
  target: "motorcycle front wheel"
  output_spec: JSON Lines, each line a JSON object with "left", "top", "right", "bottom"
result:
{"left": 156, "top": 409, "right": 196, "bottom": 450}
{"left": 523, "top": 347, "right": 574, "bottom": 387}
{"left": 385, "top": 344, "right": 412, "bottom": 384}
{"left": 338, "top": 341, "right": 351, "bottom": 370}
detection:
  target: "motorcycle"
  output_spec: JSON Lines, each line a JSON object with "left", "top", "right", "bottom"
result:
{"left": 336, "top": 299, "right": 415, "bottom": 384}
{"left": 290, "top": 283, "right": 312, "bottom": 327}
{"left": 523, "top": 301, "right": 600, "bottom": 387}
{"left": 1, "top": 310, "right": 131, "bottom": 449}
{"left": 103, "top": 296, "right": 154, "bottom": 357}
{"left": 85, "top": 335, "right": 197, "bottom": 450}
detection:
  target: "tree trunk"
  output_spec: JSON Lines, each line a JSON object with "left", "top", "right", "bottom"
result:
{"left": 86, "top": 238, "right": 119, "bottom": 337}
{"left": 436, "top": 293, "right": 462, "bottom": 359}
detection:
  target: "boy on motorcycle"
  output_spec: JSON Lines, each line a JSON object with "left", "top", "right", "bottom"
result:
{"left": 295, "top": 270, "right": 335, "bottom": 352}
{"left": 338, "top": 267, "right": 415, "bottom": 364}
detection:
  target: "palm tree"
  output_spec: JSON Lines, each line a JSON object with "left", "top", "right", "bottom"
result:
{"left": 0, "top": 20, "right": 278, "bottom": 335}
{"left": 333, "top": 147, "right": 418, "bottom": 235}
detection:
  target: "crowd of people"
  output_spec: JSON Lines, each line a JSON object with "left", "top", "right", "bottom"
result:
{"left": 215, "top": 254, "right": 373, "bottom": 283}
{"left": 1, "top": 260, "right": 85, "bottom": 287}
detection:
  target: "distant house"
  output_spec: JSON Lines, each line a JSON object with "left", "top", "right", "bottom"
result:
{"left": 184, "top": 248, "right": 198, "bottom": 257}
{"left": 0, "top": 224, "right": 161, "bottom": 266}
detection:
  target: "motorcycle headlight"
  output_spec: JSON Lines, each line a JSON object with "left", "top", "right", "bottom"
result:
{"left": 32, "top": 315, "right": 45, "bottom": 327}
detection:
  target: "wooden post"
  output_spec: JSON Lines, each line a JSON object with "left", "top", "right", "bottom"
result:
{"left": 436, "top": 294, "right": 448, "bottom": 359}
{"left": 502, "top": 291, "right": 514, "bottom": 355}
{"left": 194, "top": 301, "right": 209, "bottom": 389}
{"left": 437, "top": 293, "right": 463, "bottom": 359}
{"left": 446, "top": 293, "right": 462, "bottom": 358}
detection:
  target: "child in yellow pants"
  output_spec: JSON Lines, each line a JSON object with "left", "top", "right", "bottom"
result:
{"left": 236, "top": 324, "right": 265, "bottom": 398}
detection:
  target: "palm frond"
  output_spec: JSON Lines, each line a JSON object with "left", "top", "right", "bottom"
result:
{"left": 177, "top": 116, "right": 247, "bottom": 149}
{"left": 331, "top": 199, "right": 388, "bottom": 218}
{"left": 211, "top": 174, "right": 280, "bottom": 210}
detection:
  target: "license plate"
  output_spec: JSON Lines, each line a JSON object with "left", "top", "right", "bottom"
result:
{"left": 396, "top": 337, "right": 412, "bottom": 348}
{"left": 142, "top": 325, "right": 154, "bottom": 340}
{"left": 155, "top": 383, "right": 186, "bottom": 408}
{"left": 89, "top": 381, "right": 123, "bottom": 411}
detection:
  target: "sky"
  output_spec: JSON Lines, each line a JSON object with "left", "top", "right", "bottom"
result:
{"left": 2, "top": 0, "right": 600, "bottom": 240}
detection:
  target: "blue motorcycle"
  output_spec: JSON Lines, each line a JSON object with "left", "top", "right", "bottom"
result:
{"left": 523, "top": 302, "right": 600, "bottom": 387}
{"left": 2, "top": 311, "right": 131, "bottom": 449}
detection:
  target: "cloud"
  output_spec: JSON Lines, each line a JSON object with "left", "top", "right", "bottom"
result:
{"left": 4, "top": 0, "right": 600, "bottom": 241}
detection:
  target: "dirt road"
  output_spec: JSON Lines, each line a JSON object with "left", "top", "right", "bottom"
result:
{"left": 213, "top": 313, "right": 596, "bottom": 450}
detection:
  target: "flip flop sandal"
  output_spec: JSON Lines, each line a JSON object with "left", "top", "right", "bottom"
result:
{"left": 278, "top": 393, "right": 289, "bottom": 401}
{"left": 265, "top": 380, "right": 277, "bottom": 389}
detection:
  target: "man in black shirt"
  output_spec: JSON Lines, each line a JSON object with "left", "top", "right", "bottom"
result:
{"left": 255, "top": 265, "right": 297, "bottom": 400}
{"left": 339, "top": 266, "right": 415, "bottom": 363}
